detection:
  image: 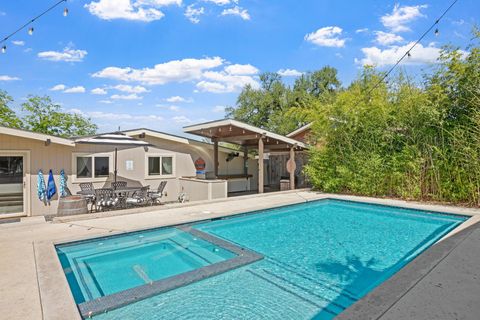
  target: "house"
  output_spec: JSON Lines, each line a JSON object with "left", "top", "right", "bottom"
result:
{"left": 1, "top": 121, "right": 304, "bottom": 218}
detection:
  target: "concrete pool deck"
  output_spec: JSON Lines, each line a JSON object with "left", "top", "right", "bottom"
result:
{"left": 1, "top": 190, "right": 479, "bottom": 320}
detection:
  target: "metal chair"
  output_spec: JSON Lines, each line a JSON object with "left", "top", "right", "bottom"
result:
{"left": 111, "top": 181, "right": 127, "bottom": 190}
{"left": 79, "top": 182, "right": 96, "bottom": 212}
{"left": 95, "top": 188, "right": 118, "bottom": 211}
{"left": 126, "top": 186, "right": 150, "bottom": 207}
{"left": 148, "top": 181, "right": 167, "bottom": 205}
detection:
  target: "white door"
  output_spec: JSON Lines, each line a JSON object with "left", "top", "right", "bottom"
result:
{"left": 0, "top": 153, "right": 28, "bottom": 216}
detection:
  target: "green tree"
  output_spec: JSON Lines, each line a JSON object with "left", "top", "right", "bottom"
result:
{"left": 305, "top": 33, "right": 480, "bottom": 206}
{"left": 21, "top": 95, "right": 97, "bottom": 137}
{"left": 0, "top": 90, "right": 22, "bottom": 128}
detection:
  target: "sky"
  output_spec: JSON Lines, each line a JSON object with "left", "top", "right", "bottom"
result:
{"left": 0, "top": 0, "right": 478, "bottom": 136}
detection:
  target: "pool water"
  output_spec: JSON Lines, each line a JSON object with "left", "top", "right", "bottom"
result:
{"left": 57, "top": 228, "right": 236, "bottom": 303}
{"left": 70, "top": 199, "right": 465, "bottom": 319}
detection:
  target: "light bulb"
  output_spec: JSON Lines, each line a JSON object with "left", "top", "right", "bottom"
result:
{"left": 63, "top": 8, "right": 69, "bottom": 17}
{"left": 1, "top": 45, "right": 6, "bottom": 53}
{"left": 28, "top": 27, "right": 34, "bottom": 35}
{"left": 434, "top": 28, "right": 439, "bottom": 36}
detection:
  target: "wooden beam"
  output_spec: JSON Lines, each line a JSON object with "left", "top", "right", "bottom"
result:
{"left": 290, "top": 146, "right": 295, "bottom": 190}
{"left": 258, "top": 137, "right": 264, "bottom": 193}
{"left": 213, "top": 138, "right": 219, "bottom": 178}
{"left": 216, "top": 134, "right": 259, "bottom": 142}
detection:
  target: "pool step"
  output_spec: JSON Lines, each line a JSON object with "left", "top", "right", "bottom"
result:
{"left": 247, "top": 265, "right": 354, "bottom": 317}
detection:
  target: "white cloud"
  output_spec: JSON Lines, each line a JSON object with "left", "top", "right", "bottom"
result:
{"left": 185, "top": 4, "right": 204, "bottom": 23}
{"left": 12, "top": 40, "right": 25, "bottom": 46}
{"left": 85, "top": 0, "right": 182, "bottom": 22}
{"left": 172, "top": 115, "right": 192, "bottom": 124}
{"left": 64, "top": 86, "right": 86, "bottom": 93}
{"left": 203, "top": 0, "right": 233, "bottom": 5}
{"left": 50, "top": 84, "right": 67, "bottom": 91}
{"left": 381, "top": 4, "right": 427, "bottom": 32}
{"left": 165, "top": 96, "right": 192, "bottom": 103}
{"left": 99, "top": 100, "right": 113, "bottom": 104}
{"left": 357, "top": 42, "right": 446, "bottom": 67}
{"left": 38, "top": 47, "right": 87, "bottom": 62}
{"left": 112, "top": 84, "right": 149, "bottom": 93}
{"left": 374, "top": 31, "right": 404, "bottom": 45}
{"left": 0, "top": 75, "right": 21, "bottom": 81}
{"left": 356, "top": 28, "right": 369, "bottom": 34}
{"left": 225, "top": 64, "right": 258, "bottom": 75}
{"left": 91, "top": 88, "right": 108, "bottom": 95}
{"left": 278, "top": 69, "right": 303, "bottom": 77}
{"left": 197, "top": 65, "right": 259, "bottom": 93}
{"left": 212, "top": 105, "right": 225, "bottom": 113}
{"left": 305, "top": 26, "right": 346, "bottom": 48}
{"left": 77, "top": 110, "right": 164, "bottom": 121}
{"left": 111, "top": 93, "right": 142, "bottom": 100}
{"left": 93, "top": 57, "right": 224, "bottom": 85}
{"left": 221, "top": 6, "right": 250, "bottom": 20}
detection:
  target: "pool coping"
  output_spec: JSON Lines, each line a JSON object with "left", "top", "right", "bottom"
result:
{"left": 73, "top": 226, "right": 263, "bottom": 318}
{"left": 31, "top": 192, "right": 480, "bottom": 320}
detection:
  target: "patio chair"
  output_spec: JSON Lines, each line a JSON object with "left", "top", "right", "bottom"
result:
{"left": 148, "top": 181, "right": 167, "bottom": 205}
{"left": 111, "top": 181, "right": 127, "bottom": 189}
{"left": 79, "top": 182, "right": 96, "bottom": 212}
{"left": 95, "top": 188, "right": 118, "bottom": 211}
{"left": 126, "top": 186, "right": 150, "bottom": 207}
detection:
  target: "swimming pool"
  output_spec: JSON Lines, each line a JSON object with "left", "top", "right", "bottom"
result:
{"left": 58, "top": 199, "right": 466, "bottom": 319}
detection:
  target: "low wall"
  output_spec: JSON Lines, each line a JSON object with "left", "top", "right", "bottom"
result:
{"left": 179, "top": 177, "right": 227, "bottom": 202}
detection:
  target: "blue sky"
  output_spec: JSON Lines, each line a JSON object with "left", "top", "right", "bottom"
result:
{"left": 0, "top": 0, "right": 478, "bottom": 136}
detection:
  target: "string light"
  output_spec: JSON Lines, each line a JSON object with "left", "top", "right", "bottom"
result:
{"left": 356, "top": 0, "right": 458, "bottom": 102}
{"left": 0, "top": 0, "right": 68, "bottom": 53}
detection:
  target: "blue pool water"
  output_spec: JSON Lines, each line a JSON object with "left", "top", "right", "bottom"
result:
{"left": 57, "top": 228, "right": 236, "bottom": 303}
{"left": 60, "top": 199, "right": 466, "bottom": 319}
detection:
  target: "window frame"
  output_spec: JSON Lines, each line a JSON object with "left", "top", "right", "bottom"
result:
{"left": 72, "top": 153, "right": 113, "bottom": 183}
{"left": 145, "top": 154, "right": 175, "bottom": 179}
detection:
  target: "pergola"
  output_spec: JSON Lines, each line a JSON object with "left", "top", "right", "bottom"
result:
{"left": 184, "top": 119, "right": 306, "bottom": 193}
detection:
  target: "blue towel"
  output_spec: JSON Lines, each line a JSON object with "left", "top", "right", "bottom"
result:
{"left": 47, "top": 169, "right": 56, "bottom": 201}
{"left": 37, "top": 170, "right": 46, "bottom": 201}
{"left": 59, "top": 169, "right": 67, "bottom": 197}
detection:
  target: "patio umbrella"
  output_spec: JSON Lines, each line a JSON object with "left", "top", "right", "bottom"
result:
{"left": 37, "top": 170, "right": 46, "bottom": 202}
{"left": 59, "top": 169, "right": 67, "bottom": 197}
{"left": 74, "top": 132, "right": 150, "bottom": 183}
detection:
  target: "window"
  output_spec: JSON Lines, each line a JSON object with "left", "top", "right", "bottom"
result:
{"left": 75, "top": 155, "right": 110, "bottom": 179}
{"left": 76, "top": 157, "right": 92, "bottom": 178}
{"left": 147, "top": 156, "right": 174, "bottom": 177}
{"left": 94, "top": 157, "right": 109, "bottom": 177}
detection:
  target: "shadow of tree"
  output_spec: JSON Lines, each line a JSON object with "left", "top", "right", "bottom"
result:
{"left": 311, "top": 255, "right": 386, "bottom": 320}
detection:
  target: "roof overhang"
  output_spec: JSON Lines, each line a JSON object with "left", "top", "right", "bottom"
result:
{"left": 287, "top": 122, "right": 312, "bottom": 138}
{"left": 183, "top": 119, "right": 306, "bottom": 151}
{"left": 122, "top": 128, "right": 190, "bottom": 145}
{"left": 74, "top": 132, "right": 151, "bottom": 146}
{"left": 0, "top": 126, "right": 75, "bottom": 147}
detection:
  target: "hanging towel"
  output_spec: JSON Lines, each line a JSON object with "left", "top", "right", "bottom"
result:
{"left": 37, "top": 170, "right": 46, "bottom": 202}
{"left": 59, "top": 169, "right": 67, "bottom": 197}
{"left": 47, "top": 169, "right": 56, "bottom": 201}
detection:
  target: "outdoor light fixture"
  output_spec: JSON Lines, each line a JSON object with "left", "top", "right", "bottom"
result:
{"left": 434, "top": 28, "right": 439, "bottom": 36}
{"left": 63, "top": 8, "right": 69, "bottom": 17}
{"left": 45, "top": 138, "right": 51, "bottom": 146}
{"left": 1, "top": 45, "right": 6, "bottom": 53}
{"left": 28, "top": 27, "right": 34, "bottom": 35}
{"left": 407, "top": 51, "right": 411, "bottom": 57}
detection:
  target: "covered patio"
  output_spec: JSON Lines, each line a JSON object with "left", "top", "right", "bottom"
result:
{"left": 184, "top": 119, "right": 306, "bottom": 194}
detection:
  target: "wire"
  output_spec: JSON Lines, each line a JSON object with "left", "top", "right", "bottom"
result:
{"left": 1, "top": 0, "right": 67, "bottom": 45}
{"left": 362, "top": 0, "right": 459, "bottom": 98}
